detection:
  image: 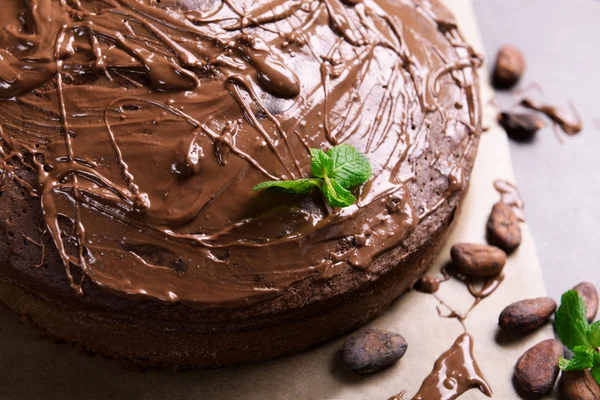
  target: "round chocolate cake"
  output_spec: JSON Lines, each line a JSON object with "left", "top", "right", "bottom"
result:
{"left": 0, "top": 0, "right": 481, "bottom": 367}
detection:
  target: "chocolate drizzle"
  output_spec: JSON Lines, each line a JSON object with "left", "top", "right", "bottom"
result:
{"left": 406, "top": 182, "right": 526, "bottom": 399}
{"left": 0, "top": 0, "right": 480, "bottom": 308}
{"left": 388, "top": 390, "right": 407, "bottom": 400}
{"left": 414, "top": 267, "right": 450, "bottom": 294}
{"left": 409, "top": 261, "right": 505, "bottom": 398}
{"left": 520, "top": 98, "right": 583, "bottom": 136}
{"left": 494, "top": 179, "right": 525, "bottom": 222}
{"left": 407, "top": 269, "right": 499, "bottom": 400}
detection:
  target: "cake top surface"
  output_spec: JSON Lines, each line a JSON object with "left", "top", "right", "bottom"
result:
{"left": 0, "top": 0, "right": 480, "bottom": 308}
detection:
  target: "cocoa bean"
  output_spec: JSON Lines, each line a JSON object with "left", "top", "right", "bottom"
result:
{"left": 498, "top": 297, "right": 557, "bottom": 334}
{"left": 573, "top": 282, "right": 599, "bottom": 323}
{"left": 450, "top": 244, "right": 506, "bottom": 277}
{"left": 561, "top": 370, "right": 600, "bottom": 400}
{"left": 514, "top": 339, "right": 563, "bottom": 395}
{"left": 498, "top": 112, "right": 545, "bottom": 142}
{"left": 493, "top": 45, "right": 525, "bottom": 89}
{"left": 342, "top": 328, "right": 407, "bottom": 374}
{"left": 487, "top": 202, "right": 522, "bottom": 253}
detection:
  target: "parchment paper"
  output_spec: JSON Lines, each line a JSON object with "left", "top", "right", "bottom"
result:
{"left": 0, "top": 1, "right": 558, "bottom": 399}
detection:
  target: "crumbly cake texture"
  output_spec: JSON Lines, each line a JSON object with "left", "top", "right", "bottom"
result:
{"left": 0, "top": 0, "right": 481, "bottom": 367}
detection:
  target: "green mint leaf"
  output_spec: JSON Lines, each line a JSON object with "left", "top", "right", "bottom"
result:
{"left": 588, "top": 321, "right": 600, "bottom": 347}
{"left": 555, "top": 290, "right": 591, "bottom": 350}
{"left": 559, "top": 346, "right": 595, "bottom": 371}
{"left": 310, "top": 148, "right": 333, "bottom": 178}
{"left": 327, "top": 144, "right": 372, "bottom": 188}
{"left": 594, "top": 350, "right": 600, "bottom": 365}
{"left": 253, "top": 178, "right": 322, "bottom": 194}
{"left": 592, "top": 365, "right": 600, "bottom": 386}
{"left": 253, "top": 144, "right": 371, "bottom": 208}
{"left": 322, "top": 177, "right": 356, "bottom": 208}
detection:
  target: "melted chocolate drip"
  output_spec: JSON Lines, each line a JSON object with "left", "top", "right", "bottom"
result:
{"left": 412, "top": 334, "right": 492, "bottom": 400}
{"left": 414, "top": 268, "right": 450, "bottom": 294}
{"left": 409, "top": 263, "right": 504, "bottom": 398}
{"left": 388, "top": 391, "right": 407, "bottom": 400}
{"left": 520, "top": 98, "right": 583, "bottom": 136}
{"left": 0, "top": 0, "right": 480, "bottom": 307}
{"left": 494, "top": 179, "right": 525, "bottom": 222}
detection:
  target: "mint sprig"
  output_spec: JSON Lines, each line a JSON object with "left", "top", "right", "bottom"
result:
{"left": 555, "top": 290, "right": 600, "bottom": 385}
{"left": 555, "top": 290, "right": 591, "bottom": 350}
{"left": 559, "top": 346, "right": 598, "bottom": 371}
{"left": 253, "top": 144, "right": 372, "bottom": 208}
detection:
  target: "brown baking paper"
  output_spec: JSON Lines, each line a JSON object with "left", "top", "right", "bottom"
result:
{"left": 0, "top": 1, "right": 558, "bottom": 399}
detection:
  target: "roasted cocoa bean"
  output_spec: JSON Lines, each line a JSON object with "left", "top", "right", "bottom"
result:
{"left": 514, "top": 339, "right": 563, "bottom": 395}
{"left": 498, "top": 112, "right": 545, "bottom": 142}
{"left": 487, "top": 202, "right": 522, "bottom": 252}
{"left": 561, "top": 370, "right": 600, "bottom": 400}
{"left": 573, "top": 282, "right": 599, "bottom": 323}
{"left": 498, "top": 297, "right": 557, "bottom": 334}
{"left": 493, "top": 45, "right": 525, "bottom": 89}
{"left": 450, "top": 243, "right": 506, "bottom": 277}
{"left": 342, "top": 329, "right": 407, "bottom": 374}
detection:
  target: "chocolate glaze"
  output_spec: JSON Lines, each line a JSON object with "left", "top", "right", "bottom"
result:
{"left": 0, "top": 0, "right": 480, "bottom": 308}
{"left": 494, "top": 179, "right": 525, "bottom": 222}
{"left": 520, "top": 98, "right": 583, "bottom": 136}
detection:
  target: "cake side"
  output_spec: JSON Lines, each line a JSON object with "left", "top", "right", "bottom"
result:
{"left": 0, "top": 114, "right": 480, "bottom": 368}
{"left": 0, "top": 148, "right": 474, "bottom": 367}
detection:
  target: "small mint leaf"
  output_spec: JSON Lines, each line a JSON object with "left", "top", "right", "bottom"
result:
{"left": 327, "top": 144, "right": 372, "bottom": 188}
{"left": 254, "top": 144, "right": 371, "bottom": 208}
{"left": 253, "top": 179, "right": 322, "bottom": 194}
{"left": 588, "top": 321, "right": 600, "bottom": 347}
{"left": 555, "top": 290, "right": 590, "bottom": 351}
{"left": 592, "top": 365, "right": 600, "bottom": 386}
{"left": 322, "top": 177, "right": 356, "bottom": 208}
{"left": 309, "top": 148, "right": 332, "bottom": 178}
{"left": 559, "top": 346, "right": 595, "bottom": 371}
{"left": 594, "top": 351, "right": 600, "bottom": 365}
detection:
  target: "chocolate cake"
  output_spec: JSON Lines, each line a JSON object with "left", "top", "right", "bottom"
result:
{"left": 0, "top": 0, "right": 481, "bottom": 367}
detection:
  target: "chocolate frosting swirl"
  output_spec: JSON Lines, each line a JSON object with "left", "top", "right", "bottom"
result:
{"left": 0, "top": 0, "right": 480, "bottom": 308}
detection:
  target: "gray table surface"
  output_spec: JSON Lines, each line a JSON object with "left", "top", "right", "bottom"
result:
{"left": 473, "top": 0, "right": 600, "bottom": 301}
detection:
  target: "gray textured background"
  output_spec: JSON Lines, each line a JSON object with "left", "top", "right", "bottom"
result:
{"left": 474, "top": 0, "right": 600, "bottom": 300}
